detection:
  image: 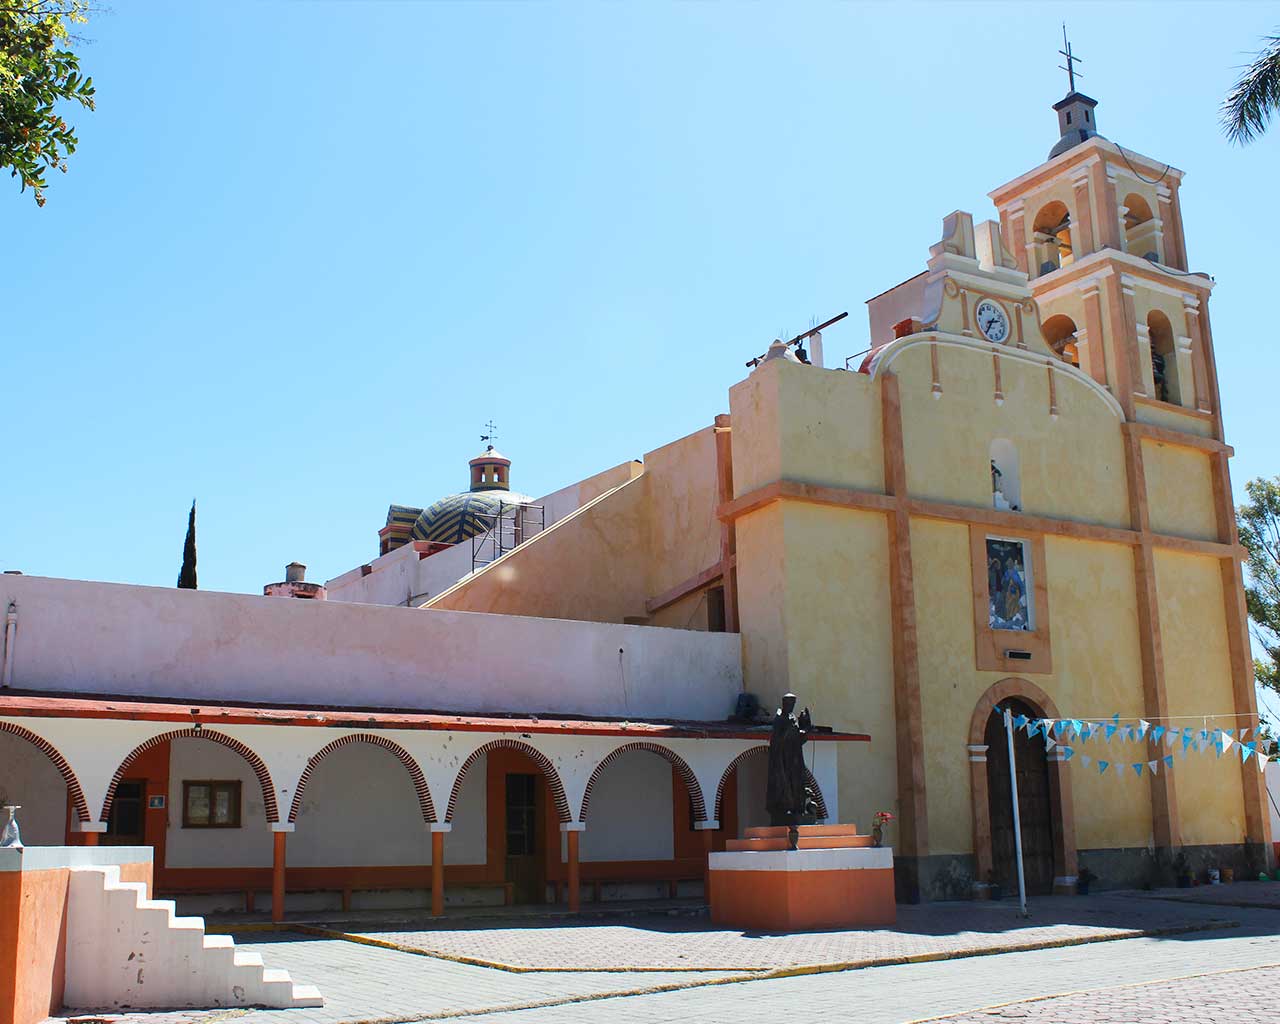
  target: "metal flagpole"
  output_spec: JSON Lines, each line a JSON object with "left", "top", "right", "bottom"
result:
{"left": 1004, "top": 707, "right": 1028, "bottom": 917}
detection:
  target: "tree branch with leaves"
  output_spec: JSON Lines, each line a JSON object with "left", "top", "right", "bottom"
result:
{"left": 0, "top": 1, "right": 95, "bottom": 206}
{"left": 1239, "top": 478, "right": 1280, "bottom": 705}
{"left": 1222, "top": 30, "right": 1280, "bottom": 146}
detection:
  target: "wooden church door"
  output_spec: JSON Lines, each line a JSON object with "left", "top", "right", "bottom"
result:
{"left": 985, "top": 701, "right": 1055, "bottom": 895}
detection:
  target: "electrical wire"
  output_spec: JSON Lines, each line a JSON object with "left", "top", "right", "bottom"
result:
{"left": 1116, "top": 143, "right": 1172, "bottom": 186}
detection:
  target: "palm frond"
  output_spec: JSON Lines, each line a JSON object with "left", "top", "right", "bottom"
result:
{"left": 1222, "top": 33, "right": 1280, "bottom": 145}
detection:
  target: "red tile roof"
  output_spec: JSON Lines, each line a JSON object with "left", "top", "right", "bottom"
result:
{"left": 0, "top": 692, "right": 869, "bottom": 742}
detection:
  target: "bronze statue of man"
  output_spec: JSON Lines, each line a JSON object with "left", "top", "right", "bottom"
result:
{"left": 766, "top": 693, "right": 817, "bottom": 836}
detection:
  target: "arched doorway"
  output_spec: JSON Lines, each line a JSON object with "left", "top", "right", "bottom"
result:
{"left": 446, "top": 739, "right": 571, "bottom": 905}
{"left": 968, "top": 679, "right": 1078, "bottom": 897}
{"left": 984, "top": 699, "right": 1055, "bottom": 895}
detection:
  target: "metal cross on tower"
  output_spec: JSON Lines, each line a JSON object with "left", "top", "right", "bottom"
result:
{"left": 1058, "top": 25, "right": 1083, "bottom": 93}
{"left": 480, "top": 420, "right": 498, "bottom": 446}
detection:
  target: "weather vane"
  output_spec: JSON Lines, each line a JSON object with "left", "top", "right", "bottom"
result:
{"left": 1058, "top": 24, "right": 1083, "bottom": 93}
{"left": 480, "top": 420, "right": 497, "bottom": 446}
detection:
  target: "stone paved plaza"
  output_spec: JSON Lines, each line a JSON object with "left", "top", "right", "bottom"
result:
{"left": 328, "top": 892, "right": 1236, "bottom": 970}
{"left": 47, "top": 892, "right": 1280, "bottom": 1024}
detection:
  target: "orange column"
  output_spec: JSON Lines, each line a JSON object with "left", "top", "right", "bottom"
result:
{"left": 562, "top": 824, "right": 582, "bottom": 913}
{"left": 73, "top": 823, "right": 104, "bottom": 846}
{"left": 696, "top": 822, "right": 717, "bottom": 903}
{"left": 271, "top": 827, "right": 289, "bottom": 923}
{"left": 430, "top": 825, "right": 448, "bottom": 917}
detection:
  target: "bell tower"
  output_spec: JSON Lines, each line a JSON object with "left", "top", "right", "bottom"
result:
{"left": 987, "top": 42, "right": 1213, "bottom": 427}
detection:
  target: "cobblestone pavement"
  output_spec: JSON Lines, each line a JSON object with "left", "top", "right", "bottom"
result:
{"left": 933, "top": 962, "right": 1280, "bottom": 1023}
{"left": 50, "top": 932, "right": 747, "bottom": 1024}
{"left": 335, "top": 893, "right": 1237, "bottom": 970}
{"left": 466, "top": 906, "right": 1280, "bottom": 1023}
{"left": 46, "top": 898, "right": 1280, "bottom": 1024}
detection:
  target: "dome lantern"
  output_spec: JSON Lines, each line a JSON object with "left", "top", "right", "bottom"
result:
{"left": 469, "top": 445, "right": 512, "bottom": 492}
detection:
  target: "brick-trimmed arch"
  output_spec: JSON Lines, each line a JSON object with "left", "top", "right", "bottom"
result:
{"left": 102, "top": 729, "right": 279, "bottom": 823}
{"left": 579, "top": 742, "right": 706, "bottom": 823}
{"left": 0, "top": 721, "right": 92, "bottom": 822}
{"left": 288, "top": 733, "right": 436, "bottom": 823}
{"left": 713, "top": 745, "right": 829, "bottom": 822}
{"left": 445, "top": 739, "right": 570, "bottom": 824}
{"left": 969, "top": 678, "right": 1078, "bottom": 892}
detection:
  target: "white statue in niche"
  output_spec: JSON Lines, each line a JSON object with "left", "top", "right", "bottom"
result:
{"left": 991, "top": 461, "right": 1020, "bottom": 512}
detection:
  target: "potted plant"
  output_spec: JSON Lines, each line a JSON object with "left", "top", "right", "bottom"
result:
{"left": 1077, "top": 866, "right": 1097, "bottom": 896}
{"left": 1174, "top": 852, "right": 1192, "bottom": 888}
{"left": 871, "top": 810, "right": 895, "bottom": 848}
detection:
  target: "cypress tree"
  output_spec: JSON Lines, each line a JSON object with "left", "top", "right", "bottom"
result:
{"left": 177, "top": 500, "right": 198, "bottom": 590}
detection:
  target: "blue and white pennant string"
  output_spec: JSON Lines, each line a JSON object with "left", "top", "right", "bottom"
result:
{"left": 993, "top": 707, "right": 1269, "bottom": 779}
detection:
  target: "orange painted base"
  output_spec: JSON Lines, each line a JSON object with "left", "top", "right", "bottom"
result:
{"left": 710, "top": 859, "right": 896, "bottom": 931}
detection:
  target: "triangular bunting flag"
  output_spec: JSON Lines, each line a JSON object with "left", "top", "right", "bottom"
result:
{"left": 1105, "top": 722, "right": 1119, "bottom": 742}
{"left": 1062, "top": 746, "right": 1075, "bottom": 761}
{"left": 1150, "top": 725, "right": 1166, "bottom": 744}
{"left": 1045, "top": 738, "right": 1057, "bottom": 753}
{"left": 1137, "top": 719, "right": 1150, "bottom": 738}
{"left": 1013, "top": 713, "right": 1028, "bottom": 731}
{"left": 1133, "top": 762, "right": 1144, "bottom": 777}
{"left": 1221, "top": 734, "right": 1234, "bottom": 756}
{"left": 1098, "top": 760, "right": 1110, "bottom": 775}
{"left": 1182, "top": 730, "right": 1194, "bottom": 752}
{"left": 1148, "top": 759, "right": 1159, "bottom": 776}
{"left": 1163, "top": 754, "right": 1174, "bottom": 769}
{"left": 1055, "top": 720, "right": 1070, "bottom": 739}
{"left": 1080, "top": 753, "right": 1093, "bottom": 767}
{"left": 1241, "top": 728, "right": 1251, "bottom": 742}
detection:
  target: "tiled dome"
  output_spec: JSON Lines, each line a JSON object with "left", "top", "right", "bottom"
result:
{"left": 411, "top": 488, "right": 533, "bottom": 545}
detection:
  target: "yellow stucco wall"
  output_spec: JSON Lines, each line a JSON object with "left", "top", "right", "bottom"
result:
{"left": 644, "top": 427, "right": 721, "bottom": 600}
{"left": 889, "top": 342, "right": 1130, "bottom": 527}
{"left": 1042, "top": 537, "right": 1152, "bottom": 850}
{"left": 1143, "top": 440, "right": 1219, "bottom": 541}
{"left": 911, "top": 519, "right": 1153, "bottom": 855}
{"left": 1156, "top": 549, "right": 1247, "bottom": 847}
{"left": 427, "top": 476, "right": 651, "bottom": 622}
{"left": 729, "top": 360, "right": 884, "bottom": 496}
{"left": 429, "top": 427, "right": 725, "bottom": 627}
{"left": 735, "top": 501, "right": 791, "bottom": 698}
{"left": 779, "top": 502, "right": 898, "bottom": 834}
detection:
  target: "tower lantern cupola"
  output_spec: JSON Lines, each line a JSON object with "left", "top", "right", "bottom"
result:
{"left": 469, "top": 446, "right": 511, "bottom": 492}
{"left": 1049, "top": 92, "right": 1101, "bottom": 160}
{"left": 1048, "top": 28, "right": 1104, "bottom": 160}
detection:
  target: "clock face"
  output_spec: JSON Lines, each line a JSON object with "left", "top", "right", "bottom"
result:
{"left": 975, "top": 299, "right": 1009, "bottom": 343}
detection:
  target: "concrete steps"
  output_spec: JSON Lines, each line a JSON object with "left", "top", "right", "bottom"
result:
{"left": 65, "top": 865, "right": 323, "bottom": 1010}
{"left": 726, "top": 822, "right": 876, "bottom": 852}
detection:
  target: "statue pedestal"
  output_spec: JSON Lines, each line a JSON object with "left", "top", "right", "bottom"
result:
{"left": 708, "top": 825, "right": 895, "bottom": 931}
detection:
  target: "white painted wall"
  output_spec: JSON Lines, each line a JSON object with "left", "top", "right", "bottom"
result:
{"left": 580, "top": 751, "right": 674, "bottom": 862}
{"left": 0, "top": 729, "right": 67, "bottom": 844}
{"left": 165, "top": 740, "right": 273, "bottom": 869}
{"left": 447, "top": 756, "right": 487, "bottom": 865}
{"left": 0, "top": 573, "right": 742, "bottom": 722}
{"left": 292, "top": 744, "right": 427, "bottom": 867}
{"left": 735, "top": 751, "right": 770, "bottom": 836}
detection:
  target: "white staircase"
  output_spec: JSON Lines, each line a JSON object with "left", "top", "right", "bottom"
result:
{"left": 64, "top": 866, "right": 322, "bottom": 1010}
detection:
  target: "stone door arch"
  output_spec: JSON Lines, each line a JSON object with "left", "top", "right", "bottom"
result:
{"left": 969, "top": 679, "right": 1078, "bottom": 895}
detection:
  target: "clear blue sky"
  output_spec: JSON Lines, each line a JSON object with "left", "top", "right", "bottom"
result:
{"left": 4, "top": 1, "right": 1278, "bottom": 596}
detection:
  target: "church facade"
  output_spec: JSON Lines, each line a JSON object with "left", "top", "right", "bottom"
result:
{"left": 0, "top": 84, "right": 1266, "bottom": 908}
